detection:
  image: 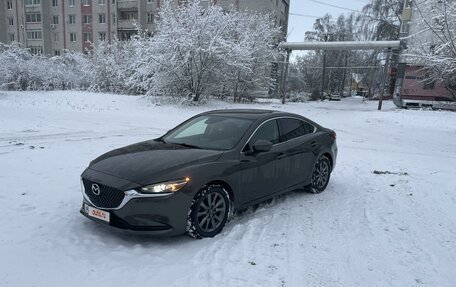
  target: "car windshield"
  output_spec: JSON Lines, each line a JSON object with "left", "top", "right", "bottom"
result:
{"left": 162, "top": 115, "right": 254, "bottom": 150}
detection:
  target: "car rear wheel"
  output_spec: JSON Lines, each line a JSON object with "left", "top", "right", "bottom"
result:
{"left": 308, "top": 155, "right": 331, "bottom": 193}
{"left": 187, "top": 185, "right": 230, "bottom": 239}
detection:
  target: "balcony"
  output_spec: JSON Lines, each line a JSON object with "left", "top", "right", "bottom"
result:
{"left": 117, "top": 10, "right": 138, "bottom": 29}
{"left": 117, "top": 19, "right": 137, "bottom": 30}
{"left": 117, "top": 0, "right": 138, "bottom": 11}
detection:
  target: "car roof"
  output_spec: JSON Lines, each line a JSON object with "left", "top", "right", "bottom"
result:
{"left": 203, "top": 109, "right": 281, "bottom": 119}
{"left": 201, "top": 109, "right": 321, "bottom": 128}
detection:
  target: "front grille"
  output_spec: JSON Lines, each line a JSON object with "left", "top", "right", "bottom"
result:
{"left": 83, "top": 179, "right": 125, "bottom": 209}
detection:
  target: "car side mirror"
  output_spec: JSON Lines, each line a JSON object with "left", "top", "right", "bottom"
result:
{"left": 252, "top": 139, "right": 273, "bottom": 153}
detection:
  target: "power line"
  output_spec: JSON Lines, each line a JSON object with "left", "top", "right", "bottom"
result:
{"left": 306, "top": 0, "right": 399, "bottom": 21}
{"left": 308, "top": 0, "right": 365, "bottom": 13}
{"left": 289, "top": 12, "right": 319, "bottom": 18}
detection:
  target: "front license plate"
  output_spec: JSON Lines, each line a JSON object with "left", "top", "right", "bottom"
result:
{"left": 84, "top": 204, "right": 110, "bottom": 223}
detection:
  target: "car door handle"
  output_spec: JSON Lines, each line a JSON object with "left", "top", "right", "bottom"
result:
{"left": 277, "top": 153, "right": 287, "bottom": 160}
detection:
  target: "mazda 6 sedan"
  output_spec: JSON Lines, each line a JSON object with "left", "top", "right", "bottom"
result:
{"left": 80, "top": 109, "right": 337, "bottom": 238}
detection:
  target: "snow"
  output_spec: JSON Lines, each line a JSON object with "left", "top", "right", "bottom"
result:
{"left": 1, "top": 91, "right": 455, "bottom": 287}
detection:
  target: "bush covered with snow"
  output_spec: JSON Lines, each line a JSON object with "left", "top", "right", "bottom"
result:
{"left": 0, "top": 0, "right": 282, "bottom": 102}
{"left": 0, "top": 43, "right": 91, "bottom": 91}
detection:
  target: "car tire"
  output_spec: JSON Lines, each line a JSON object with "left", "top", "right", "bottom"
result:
{"left": 307, "top": 155, "right": 331, "bottom": 194}
{"left": 187, "top": 184, "right": 230, "bottom": 239}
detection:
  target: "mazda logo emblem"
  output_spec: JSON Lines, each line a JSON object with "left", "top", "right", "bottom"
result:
{"left": 91, "top": 184, "right": 101, "bottom": 196}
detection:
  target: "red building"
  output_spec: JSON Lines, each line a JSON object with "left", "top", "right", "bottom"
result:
{"left": 402, "top": 66, "right": 453, "bottom": 102}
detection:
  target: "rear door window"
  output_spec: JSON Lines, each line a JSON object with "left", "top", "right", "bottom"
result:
{"left": 302, "top": 121, "right": 315, "bottom": 134}
{"left": 279, "top": 118, "right": 312, "bottom": 142}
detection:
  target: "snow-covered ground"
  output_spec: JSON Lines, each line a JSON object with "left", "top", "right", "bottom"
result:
{"left": 1, "top": 91, "right": 455, "bottom": 287}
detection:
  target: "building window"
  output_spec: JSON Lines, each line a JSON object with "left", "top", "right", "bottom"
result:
{"left": 70, "top": 33, "right": 77, "bottom": 42}
{"left": 147, "top": 0, "right": 153, "bottom": 3}
{"left": 7, "top": 1, "right": 13, "bottom": 9}
{"left": 120, "top": 11, "right": 137, "bottom": 21}
{"left": 69, "top": 15, "right": 76, "bottom": 24}
{"left": 112, "top": 13, "right": 116, "bottom": 23}
{"left": 83, "top": 0, "right": 90, "bottom": 6}
{"left": 9, "top": 33, "right": 15, "bottom": 42}
{"left": 84, "top": 32, "right": 91, "bottom": 42}
{"left": 8, "top": 17, "right": 14, "bottom": 26}
{"left": 52, "top": 15, "right": 59, "bottom": 24}
{"left": 25, "top": 0, "right": 41, "bottom": 5}
{"left": 99, "top": 13, "right": 106, "bottom": 24}
{"left": 27, "top": 30, "right": 43, "bottom": 40}
{"left": 83, "top": 15, "right": 92, "bottom": 24}
{"left": 99, "top": 0, "right": 105, "bottom": 4}
{"left": 54, "top": 32, "right": 60, "bottom": 42}
{"left": 26, "top": 13, "right": 42, "bottom": 23}
{"left": 54, "top": 50, "right": 61, "bottom": 56}
{"left": 99, "top": 32, "right": 106, "bottom": 41}
{"left": 29, "top": 46, "right": 43, "bottom": 55}
{"left": 52, "top": 0, "right": 58, "bottom": 6}
{"left": 112, "top": 0, "right": 115, "bottom": 3}
{"left": 69, "top": 0, "right": 75, "bottom": 6}
{"left": 147, "top": 13, "right": 154, "bottom": 23}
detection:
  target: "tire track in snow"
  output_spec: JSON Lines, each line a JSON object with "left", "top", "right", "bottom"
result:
{"left": 0, "top": 127, "right": 166, "bottom": 155}
{"left": 181, "top": 199, "right": 294, "bottom": 287}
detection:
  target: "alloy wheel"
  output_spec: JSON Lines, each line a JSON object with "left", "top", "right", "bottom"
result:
{"left": 196, "top": 192, "right": 227, "bottom": 233}
{"left": 187, "top": 184, "right": 231, "bottom": 238}
{"left": 311, "top": 157, "right": 330, "bottom": 192}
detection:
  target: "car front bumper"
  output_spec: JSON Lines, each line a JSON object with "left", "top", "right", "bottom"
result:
{"left": 80, "top": 169, "right": 194, "bottom": 236}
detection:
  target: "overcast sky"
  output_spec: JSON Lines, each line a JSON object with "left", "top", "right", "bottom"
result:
{"left": 287, "top": 0, "right": 370, "bottom": 59}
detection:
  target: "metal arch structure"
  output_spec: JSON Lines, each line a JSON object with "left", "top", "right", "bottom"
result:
{"left": 281, "top": 41, "right": 401, "bottom": 51}
{"left": 279, "top": 40, "right": 403, "bottom": 109}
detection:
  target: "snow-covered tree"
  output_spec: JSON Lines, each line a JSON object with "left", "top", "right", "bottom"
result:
{"left": 0, "top": 43, "right": 91, "bottom": 91}
{"left": 129, "top": 0, "right": 282, "bottom": 102}
{"left": 407, "top": 0, "right": 456, "bottom": 100}
{"left": 1, "top": 0, "right": 281, "bottom": 102}
{"left": 89, "top": 38, "right": 139, "bottom": 93}
{"left": 0, "top": 43, "right": 34, "bottom": 90}
{"left": 304, "top": 14, "right": 360, "bottom": 96}
{"left": 357, "top": 0, "right": 404, "bottom": 42}
{"left": 58, "top": 50, "right": 92, "bottom": 90}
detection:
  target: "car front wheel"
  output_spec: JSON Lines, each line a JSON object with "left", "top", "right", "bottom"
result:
{"left": 187, "top": 184, "right": 230, "bottom": 239}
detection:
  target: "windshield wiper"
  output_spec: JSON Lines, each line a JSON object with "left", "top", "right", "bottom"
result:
{"left": 175, "top": 142, "right": 202, "bottom": 149}
{"left": 155, "top": 138, "right": 166, "bottom": 143}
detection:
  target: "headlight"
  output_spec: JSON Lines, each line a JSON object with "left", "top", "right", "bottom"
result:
{"left": 138, "top": 178, "right": 189, "bottom": 194}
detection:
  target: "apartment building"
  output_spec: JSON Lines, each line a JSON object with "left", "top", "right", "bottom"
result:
{"left": 395, "top": 0, "right": 454, "bottom": 105}
{"left": 0, "top": 0, "right": 289, "bottom": 55}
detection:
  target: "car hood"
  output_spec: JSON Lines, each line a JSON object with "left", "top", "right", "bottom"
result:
{"left": 88, "top": 140, "right": 223, "bottom": 185}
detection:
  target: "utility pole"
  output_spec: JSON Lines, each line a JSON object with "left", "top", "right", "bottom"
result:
{"left": 320, "top": 34, "right": 329, "bottom": 100}
{"left": 378, "top": 48, "right": 392, "bottom": 110}
{"left": 349, "top": 66, "right": 353, "bottom": 97}
{"left": 281, "top": 49, "right": 291, "bottom": 104}
{"left": 368, "top": 51, "right": 377, "bottom": 100}
{"left": 340, "top": 53, "right": 348, "bottom": 96}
